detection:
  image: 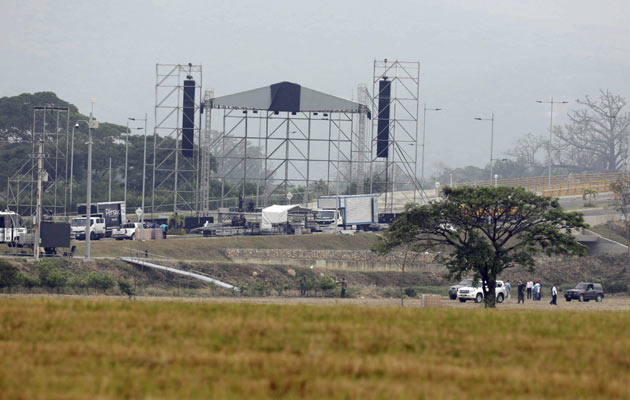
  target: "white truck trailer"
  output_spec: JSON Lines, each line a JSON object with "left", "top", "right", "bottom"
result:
{"left": 316, "top": 194, "right": 378, "bottom": 230}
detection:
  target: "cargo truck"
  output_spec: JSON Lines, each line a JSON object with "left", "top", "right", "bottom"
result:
{"left": 316, "top": 194, "right": 378, "bottom": 230}
{"left": 77, "top": 201, "right": 126, "bottom": 237}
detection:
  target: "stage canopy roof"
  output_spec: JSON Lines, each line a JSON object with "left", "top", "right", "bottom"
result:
{"left": 209, "top": 81, "right": 369, "bottom": 114}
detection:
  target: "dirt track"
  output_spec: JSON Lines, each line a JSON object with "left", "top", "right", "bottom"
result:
{"left": 116, "top": 294, "right": 630, "bottom": 311}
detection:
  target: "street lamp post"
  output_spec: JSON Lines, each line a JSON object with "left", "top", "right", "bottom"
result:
{"left": 474, "top": 113, "right": 495, "bottom": 182}
{"left": 129, "top": 114, "right": 147, "bottom": 223}
{"left": 536, "top": 98, "right": 568, "bottom": 186}
{"left": 421, "top": 104, "right": 443, "bottom": 184}
{"left": 69, "top": 120, "right": 89, "bottom": 206}
{"left": 123, "top": 125, "right": 143, "bottom": 207}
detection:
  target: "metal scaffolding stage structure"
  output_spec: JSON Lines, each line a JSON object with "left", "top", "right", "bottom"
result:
{"left": 369, "top": 59, "right": 425, "bottom": 213}
{"left": 6, "top": 106, "right": 70, "bottom": 217}
{"left": 152, "top": 63, "right": 202, "bottom": 213}
{"left": 200, "top": 82, "right": 370, "bottom": 212}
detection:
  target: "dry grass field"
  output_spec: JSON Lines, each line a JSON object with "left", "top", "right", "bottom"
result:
{"left": 0, "top": 297, "right": 628, "bottom": 399}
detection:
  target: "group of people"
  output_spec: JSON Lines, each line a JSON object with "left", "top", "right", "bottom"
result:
{"left": 508, "top": 279, "right": 558, "bottom": 305}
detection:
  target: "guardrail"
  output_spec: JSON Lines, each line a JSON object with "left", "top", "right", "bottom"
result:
{"left": 447, "top": 172, "right": 622, "bottom": 197}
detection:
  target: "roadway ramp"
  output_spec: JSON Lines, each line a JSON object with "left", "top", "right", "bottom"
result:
{"left": 120, "top": 257, "right": 239, "bottom": 291}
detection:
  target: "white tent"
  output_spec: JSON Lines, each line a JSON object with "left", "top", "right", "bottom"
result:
{"left": 261, "top": 204, "right": 310, "bottom": 230}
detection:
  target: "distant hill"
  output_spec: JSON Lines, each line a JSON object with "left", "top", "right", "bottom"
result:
{"left": 0, "top": 92, "right": 135, "bottom": 209}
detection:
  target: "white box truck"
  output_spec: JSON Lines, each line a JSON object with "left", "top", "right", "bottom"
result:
{"left": 316, "top": 194, "right": 378, "bottom": 230}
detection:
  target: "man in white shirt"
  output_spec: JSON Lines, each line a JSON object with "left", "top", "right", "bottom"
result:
{"left": 550, "top": 284, "right": 558, "bottom": 305}
{"left": 526, "top": 280, "right": 534, "bottom": 300}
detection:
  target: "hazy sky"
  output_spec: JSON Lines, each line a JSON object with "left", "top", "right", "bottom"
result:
{"left": 2, "top": 0, "right": 629, "bottom": 177}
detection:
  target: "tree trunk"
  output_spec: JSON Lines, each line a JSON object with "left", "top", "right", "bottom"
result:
{"left": 484, "top": 281, "right": 497, "bottom": 309}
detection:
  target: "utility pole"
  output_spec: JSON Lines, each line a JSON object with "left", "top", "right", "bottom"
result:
{"left": 33, "top": 137, "right": 44, "bottom": 260}
{"left": 85, "top": 100, "right": 96, "bottom": 259}
{"left": 124, "top": 121, "right": 129, "bottom": 206}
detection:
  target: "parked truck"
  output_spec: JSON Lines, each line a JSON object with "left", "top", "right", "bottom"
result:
{"left": 316, "top": 194, "right": 379, "bottom": 230}
{"left": 77, "top": 201, "right": 126, "bottom": 237}
{"left": 0, "top": 210, "right": 28, "bottom": 247}
{"left": 70, "top": 216, "right": 106, "bottom": 240}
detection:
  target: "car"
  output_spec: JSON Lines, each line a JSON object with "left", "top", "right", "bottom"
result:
{"left": 112, "top": 222, "right": 145, "bottom": 240}
{"left": 564, "top": 282, "right": 604, "bottom": 302}
{"left": 449, "top": 278, "right": 473, "bottom": 300}
{"left": 457, "top": 279, "right": 507, "bottom": 303}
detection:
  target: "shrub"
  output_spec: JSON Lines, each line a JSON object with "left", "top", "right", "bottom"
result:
{"left": 19, "top": 272, "right": 38, "bottom": 290}
{"left": 404, "top": 287, "right": 419, "bottom": 298}
{"left": 118, "top": 279, "right": 135, "bottom": 299}
{"left": 68, "top": 276, "right": 87, "bottom": 293}
{"left": 0, "top": 260, "right": 20, "bottom": 291}
{"left": 319, "top": 276, "right": 336, "bottom": 291}
{"left": 37, "top": 262, "right": 68, "bottom": 292}
{"left": 87, "top": 272, "right": 115, "bottom": 293}
{"left": 168, "top": 213, "right": 185, "bottom": 234}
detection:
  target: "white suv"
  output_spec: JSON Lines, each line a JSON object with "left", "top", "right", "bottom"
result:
{"left": 112, "top": 222, "right": 145, "bottom": 240}
{"left": 457, "top": 280, "right": 507, "bottom": 303}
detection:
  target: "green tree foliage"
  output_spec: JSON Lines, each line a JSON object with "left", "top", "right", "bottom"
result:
{"left": 374, "top": 186, "right": 587, "bottom": 308}
{"left": 87, "top": 272, "right": 115, "bottom": 293}
{"left": 117, "top": 279, "right": 135, "bottom": 300}
{"left": 0, "top": 260, "right": 21, "bottom": 291}
{"left": 37, "top": 260, "right": 68, "bottom": 291}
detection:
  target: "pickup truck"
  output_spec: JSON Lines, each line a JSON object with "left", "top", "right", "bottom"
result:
{"left": 457, "top": 280, "right": 507, "bottom": 303}
{"left": 112, "top": 222, "right": 145, "bottom": 240}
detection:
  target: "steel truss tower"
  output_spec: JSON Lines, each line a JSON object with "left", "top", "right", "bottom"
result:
{"left": 369, "top": 59, "right": 425, "bottom": 213}
{"left": 199, "top": 89, "right": 214, "bottom": 215}
{"left": 152, "top": 63, "right": 202, "bottom": 214}
{"left": 204, "top": 108, "right": 361, "bottom": 209}
{"left": 7, "top": 106, "right": 70, "bottom": 217}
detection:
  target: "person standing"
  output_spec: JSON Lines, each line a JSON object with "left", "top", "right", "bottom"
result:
{"left": 299, "top": 276, "right": 306, "bottom": 297}
{"left": 517, "top": 280, "right": 526, "bottom": 304}
{"left": 526, "top": 280, "right": 533, "bottom": 300}
{"left": 505, "top": 280, "right": 512, "bottom": 301}
{"left": 550, "top": 284, "right": 558, "bottom": 305}
{"left": 533, "top": 280, "right": 541, "bottom": 301}
{"left": 337, "top": 277, "right": 347, "bottom": 298}
{"left": 160, "top": 223, "right": 167, "bottom": 239}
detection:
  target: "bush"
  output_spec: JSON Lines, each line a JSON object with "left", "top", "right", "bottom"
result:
{"left": 87, "top": 272, "right": 115, "bottom": 293}
{"left": 19, "top": 272, "right": 38, "bottom": 290}
{"left": 68, "top": 276, "right": 87, "bottom": 293}
{"left": 37, "top": 261, "right": 68, "bottom": 292}
{"left": 319, "top": 276, "right": 336, "bottom": 291}
{"left": 168, "top": 212, "right": 185, "bottom": 234}
{"left": 404, "top": 287, "right": 419, "bottom": 298}
{"left": 118, "top": 279, "right": 135, "bottom": 299}
{"left": 0, "top": 260, "right": 20, "bottom": 291}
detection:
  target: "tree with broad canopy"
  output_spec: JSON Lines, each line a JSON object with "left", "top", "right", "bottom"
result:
{"left": 373, "top": 186, "right": 588, "bottom": 308}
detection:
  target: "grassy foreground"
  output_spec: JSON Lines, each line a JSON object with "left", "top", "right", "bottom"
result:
{"left": 0, "top": 298, "right": 628, "bottom": 399}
